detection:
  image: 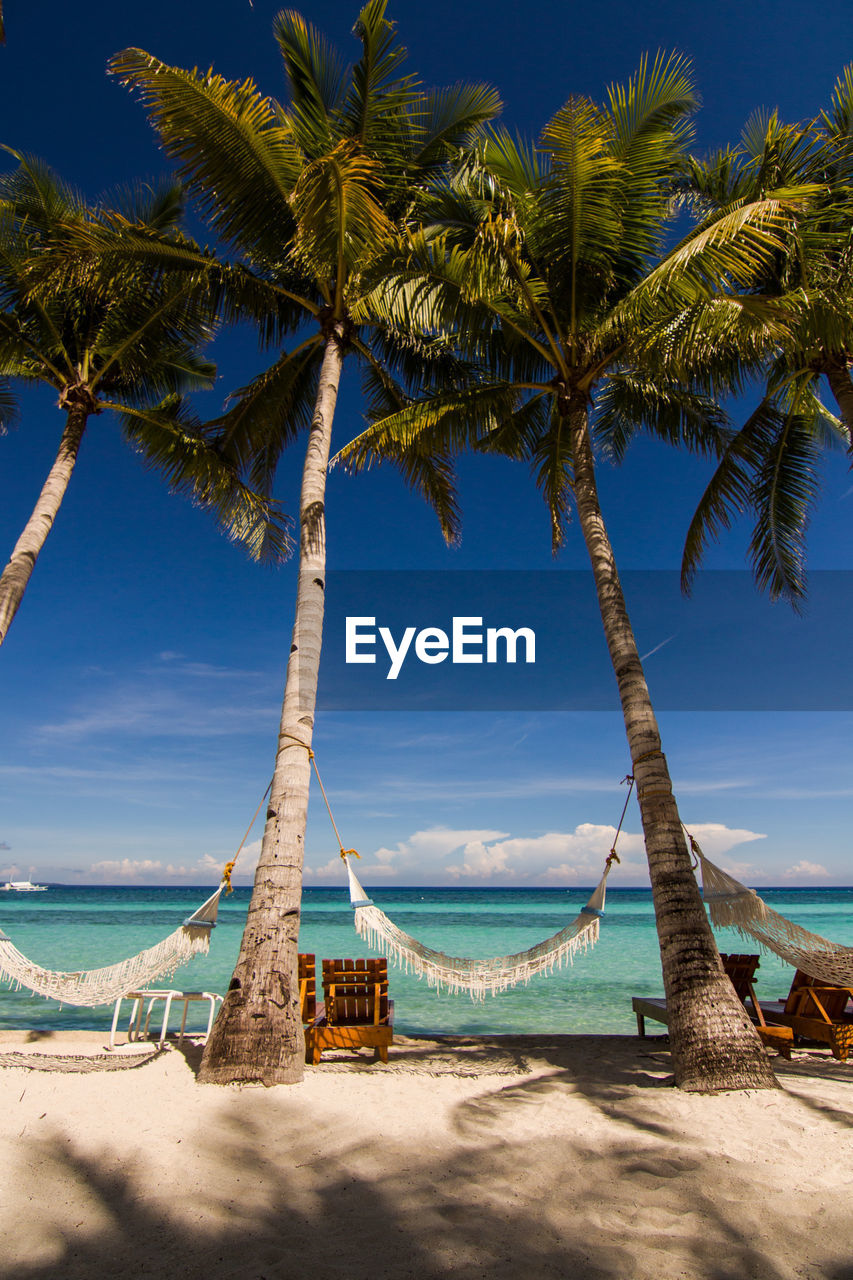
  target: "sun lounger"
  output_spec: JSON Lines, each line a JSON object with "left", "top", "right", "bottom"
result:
{"left": 757, "top": 970, "right": 853, "bottom": 1061}
{"left": 304, "top": 957, "right": 393, "bottom": 1065}
{"left": 632, "top": 953, "right": 794, "bottom": 1057}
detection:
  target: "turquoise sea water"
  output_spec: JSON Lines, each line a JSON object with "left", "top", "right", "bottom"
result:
{"left": 2, "top": 885, "right": 852, "bottom": 1036}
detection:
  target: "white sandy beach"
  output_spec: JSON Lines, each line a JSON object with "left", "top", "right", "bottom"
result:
{"left": 2, "top": 1031, "right": 853, "bottom": 1280}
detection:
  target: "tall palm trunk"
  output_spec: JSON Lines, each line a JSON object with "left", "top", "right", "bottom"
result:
{"left": 199, "top": 329, "right": 345, "bottom": 1086}
{"left": 568, "top": 403, "right": 776, "bottom": 1092}
{"left": 0, "top": 406, "right": 88, "bottom": 648}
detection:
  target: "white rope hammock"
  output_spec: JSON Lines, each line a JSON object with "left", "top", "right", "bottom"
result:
{"left": 344, "top": 855, "right": 612, "bottom": 1000}
{"left": 694, "top": 841, "right": 853, "bottom": 986}
{"left": 0, "top": 882, "right": 225, "bottom": 1007}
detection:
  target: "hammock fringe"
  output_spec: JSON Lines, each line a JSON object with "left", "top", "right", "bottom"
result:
{"left": 345, "top": 856, "right": 607, "bottom": 1001}
{"left": 0, "top": 882, "right": 225, "bottom": 1008}
{"left": 697, "top": 846, "right": 853, "bottom": 987}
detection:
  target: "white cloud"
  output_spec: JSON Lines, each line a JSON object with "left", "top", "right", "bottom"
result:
{"left": 447, "top": 823, "right": 647, "bottom": 881}
{"left": 305, "top": 819, "right": 771, "bottom": 886}
{"left": 90, "top": 858, "right": 164, "bottom": 879}
{"left": 683, "top": 822, "right": 766, "bottom": 861}
{"left": 197, "top": 839, "right": 262, "bottom": 881}
{"left": 373, "top": 828, "right": 509, "bottom": 866}
{"left": 784, "top": 860, "right": 829, "bottom": 880}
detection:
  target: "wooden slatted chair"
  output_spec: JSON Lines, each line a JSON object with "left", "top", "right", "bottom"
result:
{"left": 761, "top": 970, "right": 853, "bottom": 1061}
{"left": 305, "top": 957, "right": 394, "bottom": 1065}
{"left": 298, "top": 953, "right": 316, "bottom": 1026}
{"left": 721, "top": 953, "right": 794, "bottom": 1058}
{"left": 632, "top": 952, "right": 794, "bottom": 1058}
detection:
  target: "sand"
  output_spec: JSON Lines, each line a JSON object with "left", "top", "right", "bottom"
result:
{"left": 1, "top": 1030, "right": 852, "bottom": 1280}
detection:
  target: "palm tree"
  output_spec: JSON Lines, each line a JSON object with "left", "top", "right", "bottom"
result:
{"left": 112, "top": 0, "right": 500, "bottom": 1084}
{"left": 679, "top": 75, "right": 853, "bottom": 604}
{"left": 0, "top": 153, "right": 285, "bottom": 648}
{"left": 338, "top": 55, "right": 799, "bottom": 1091}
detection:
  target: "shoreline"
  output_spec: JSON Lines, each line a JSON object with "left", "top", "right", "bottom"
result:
{"left": 2, "top": 1029, "right": 852, "bottom": 1278}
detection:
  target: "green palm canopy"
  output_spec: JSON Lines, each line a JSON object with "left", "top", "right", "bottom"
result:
{"left": 0, "top": 151, "right": 287, "bottom": 647}
{"left": 679, "top": 74, "right": 853, "bottom": 603}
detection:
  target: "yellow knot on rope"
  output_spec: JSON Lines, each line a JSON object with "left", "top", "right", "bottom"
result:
{"left": 221, "top": 858, "right": 237, "bottom": 894}
{"left": 605, "top": 850, "right": 621, "bottom": 869}
{"left": 340, "top": 847, "right": 360, "bottom": 861}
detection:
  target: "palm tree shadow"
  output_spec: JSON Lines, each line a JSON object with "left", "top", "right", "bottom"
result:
{"left": 3, "top": 1097, "right": 838, "bottom": 1280}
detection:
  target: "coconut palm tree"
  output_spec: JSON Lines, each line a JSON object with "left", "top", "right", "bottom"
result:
{"left": 112, "top": 0, "right": 500, "bottom": 1084}
{"left": 0, "top": 152, "right": 286, "bottom": 648}
{"left": 338, "top": 55, "right": 802, "bottom": 1091}
{"left": 679, "top": 75, "right": 853, "bottom": 604}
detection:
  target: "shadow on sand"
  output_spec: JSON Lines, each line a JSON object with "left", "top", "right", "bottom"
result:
{"left": 4, "top": 1033, "right": 853, "bottom": 1280}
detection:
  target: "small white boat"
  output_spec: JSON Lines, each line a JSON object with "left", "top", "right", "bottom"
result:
{"left": 1, "top": 880, "right": 47, "bottom": 892}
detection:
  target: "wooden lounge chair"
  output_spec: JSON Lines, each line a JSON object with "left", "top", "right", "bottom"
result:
{"left": 305, "top": 957, "right": 394, "bottom": 1065}
{"left": 632, "top": 953, "right": 794, "bottom": 1057}
{"left": 759, "top": 970, "right": 853, "bottom": 1061}
{"left": 298, "top": 952, "right": 317, "bottom": 1026}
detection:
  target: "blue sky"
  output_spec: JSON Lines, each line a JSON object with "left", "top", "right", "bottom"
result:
{"left": 1, "top": 0, "right": 852, "bottom": 887}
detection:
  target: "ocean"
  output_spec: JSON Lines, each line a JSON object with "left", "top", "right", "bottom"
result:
{"left": 2, "top": 884, "right": 852, "bottom": 1036}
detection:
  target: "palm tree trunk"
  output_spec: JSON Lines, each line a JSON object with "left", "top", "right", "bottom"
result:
{"left": 199, "top": 329, "right": 345, "bottom": 1085}
{"left": 568, "top": 403, "right": 776, "bottom": 1092}
{"left": 825, "top": 360, "right": 853, "bottom": 442}
{"left": 0, "top": 407, "right": 88, "bottom": 648}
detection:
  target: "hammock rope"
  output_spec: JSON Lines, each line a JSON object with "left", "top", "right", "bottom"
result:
{"left": 344, "top": 854, "right": 614, "bottom": 999}
{"left": 691, "top": 835, "right": 853, "bottom": 987}
{"left": 304, "top": 748, "right": 632, "bottom": 1000}
{"left": 0, "top": 785, "right": 269, "bottom": 1008}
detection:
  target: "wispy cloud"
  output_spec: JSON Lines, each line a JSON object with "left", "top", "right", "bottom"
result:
{"left": 784, "top": 859, "right": 829, "bottom": 879}
{"left": 33, "top": 681, "right": 277, "bottom": 744}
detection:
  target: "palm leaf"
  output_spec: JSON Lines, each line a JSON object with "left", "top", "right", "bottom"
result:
{"left": 290, "top": 140, "right": 393, "bottom": 289}
{"left": 274, "top": 8, "right": 347, "bottom": 155}
{"left": 109, "top": 50, "right": 302, "bottom": 265}
{"left": 212, "top": 336, "right": 323, "bottom": 493}
{"left": 112, "top": 395, "right": 292, "bottom": 563}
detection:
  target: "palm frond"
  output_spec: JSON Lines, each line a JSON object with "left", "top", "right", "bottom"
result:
{"left": 109, "top": 50, "right": 302, "bottom": 264}
{"left": 680, "top": 398, "right": 792, "bottom": 594}
{"left": 594, "top": 372, "right": 730, "bottom": 462}
{"left": 343, "top": 0, "right": 420, "bottom": 150}
{"left": 529, "top": 412, "right": 575, "bottom": 552}
{"left": 112, "top": 395, "right": 292, "bottom": 563}
{"left": 748, "top": 408, "right": 821, "bottom": 604}
{"left": 274, "top": 7, "right": 347, "bottom": 155}
{"left": 212, "top": 337, "right": 323, "bottom": 493}
{"left": 336, "top": 379, "right": 521, "bottom": 472}
{"left": 411, "top": 84, "right": 502, "bottom": 173}
{"left": 290, "top": 139, "right": 393, "bottom": 288}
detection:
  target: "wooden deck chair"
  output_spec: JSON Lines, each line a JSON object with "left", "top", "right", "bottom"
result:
{"left": 305, "top": 957, "right": 394, "bottom": 1065}
{"left": 721, "top": 954, "right": 794, "bottom": 1058}
{"left": 761, "top": 970, "right": 853, "bottom": 1061}
{"left": 632, "top": 952, "right": 793, "bottom": 1058}
{"left": 298, "top": 953, "right": 316, "bottom": 1025}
